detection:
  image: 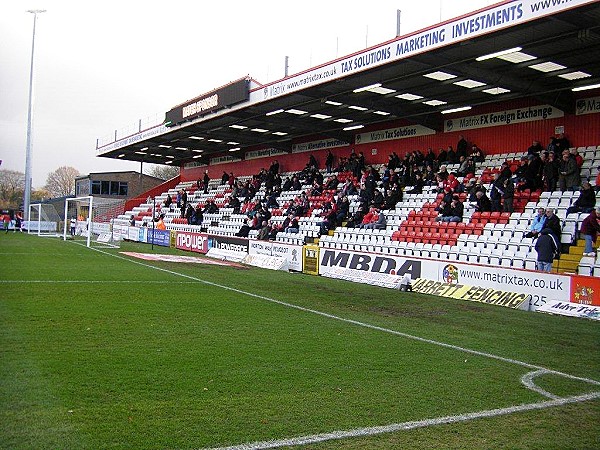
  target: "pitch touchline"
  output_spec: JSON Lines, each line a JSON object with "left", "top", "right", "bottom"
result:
{"left": 0, "top": 280, "right": 200, "bottom": 284}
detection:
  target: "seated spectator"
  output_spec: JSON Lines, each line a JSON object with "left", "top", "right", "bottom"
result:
{"left": 310, "top": 180, "right": 323, "bottom": 196}
{"left": 345, "top": 203, "right": 368, "bottom": 228}
{"left": 360, "top": 207, "right": 386, "bottom": 230}
{"left": 371, "top": 189, "right": 385, "bottom": 209}
{"left": 164, "top": 194, "right": 173, "bottom": 210}
{"left": 467, "top": 178, "right": 485, "bottom": 202}
{"left": 235, "top": 219, "right": 251, "bottom": 237}
{"left": 129, "top": 215, "right": 136, "bottom": 226}
{"left": 318, "top": 201, "right": 338, "bottom": 235}
{"left": 257, "top": 221, "right": 272, "bottom": 240}
{"left": 457, "top": 156, "right": 475, "bottom": 177}
{"left": 527, "top": 140, "right": 543, "bottom": 156}
{"left": 470, "top": 144, "right": 485, "bottom": 163}
{"left": 580, "top": 207, "right": 600, "bottom": 256}
{"left": 473, "top": 190, "right": 492, "bottom": 212}
{"left": 525, "top": 207, "right": 546, "bottom": 239}
{"left": 435, "top": 196, "right": 463, "bottom": 223}
{"left": 283, "top": 214, "right": 299, "bottom": 233}
{"left": 227, "top": 195, "right": 241, "bottom": 214}
{"left": 324, "top": 175, "right": 339, "bottom": 190}
{"left": 566, "top": 182, "right": 596, "bottom": 216}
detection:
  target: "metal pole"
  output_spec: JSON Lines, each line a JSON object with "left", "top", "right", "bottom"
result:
{"left": 24, "top": 10, "right": 46, "bottom": 221}
{"left": 152, "top": 196, "right": 155, "bottom": 250}
{"left": 396, "top": 10, "right": 401, "bottom": 37}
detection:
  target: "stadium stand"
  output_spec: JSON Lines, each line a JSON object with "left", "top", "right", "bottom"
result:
{"left": 114, "top": 144, "right": 600, "bottom": 277}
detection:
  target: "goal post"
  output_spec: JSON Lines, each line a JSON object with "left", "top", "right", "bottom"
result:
{"left": 63, "top": 196, "right": 125, "bottom": 248}
{"left": 28, "top": 202, "right": 61, "bottom": 236}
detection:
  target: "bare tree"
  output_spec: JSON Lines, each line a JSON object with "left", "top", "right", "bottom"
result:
{"left": 31, "top": 188, "right": 52, "bottom": 202}
{"left": 145, "top": 164, "right": 180, "bottom": 180}
{"left": 45, "top": 166, "right": 80, "bottom": 198}
{"left": 0, "top": 169, "right": 25, "bottom": 209}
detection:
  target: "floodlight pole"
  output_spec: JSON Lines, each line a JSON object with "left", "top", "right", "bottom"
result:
{"left": 24, "top": 9, "right": 46, "bottom": 221}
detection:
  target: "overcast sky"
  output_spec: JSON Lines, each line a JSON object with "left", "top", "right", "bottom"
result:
{"left": 0, "top": 0, "right": 495, "bottom": 188}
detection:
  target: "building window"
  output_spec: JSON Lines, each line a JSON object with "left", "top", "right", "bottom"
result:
{"left": 90, "top": 180, "right": 128, "bottom": 196}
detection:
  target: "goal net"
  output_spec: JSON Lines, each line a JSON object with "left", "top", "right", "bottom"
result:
{"left": 63, "top": 196, "right": 125, "bottom": 248}
{"left": 28, "top": 203, "right": 62, "bottom": 236}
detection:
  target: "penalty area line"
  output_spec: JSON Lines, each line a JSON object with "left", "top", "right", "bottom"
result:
{"left": 206, "top": 391, "right": 600, "bottom": 450}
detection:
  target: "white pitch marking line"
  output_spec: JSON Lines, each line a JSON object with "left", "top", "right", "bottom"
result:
{"left": 520, "top": 369, "right": 560, "bottom": 400}
{"left": 79, "top": 244, "right": 600, "bottom": 447}
{"left": 85, "top": 244, "right": 600, "bottom": 388}
{"left": 205, "top": 392, "right": 600, "bottom": 450}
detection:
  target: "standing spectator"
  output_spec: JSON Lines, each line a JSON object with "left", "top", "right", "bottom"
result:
{"left": 580, "top": 207, "right": 600, "bottom": 256}
{"left": 14, "top": 211, "right": 23, "bottom": 232}
{"left": 534, "top": 228, "right": 558, "bottom": 272}
{"left": 156, "top": 214, "right": 166, "bottom": 230}
{"left": 325, "top": 150, "right": 334, "bottom": 173}
{"left": 542, "top": 152, "right": 559, "bottom": 192}
{"left": 554, "top": 133, "right": 570, "bottom": 153}
{"left": 566, "top": 182, "right": 596, "bottom": 216}
{"left": 544, "top": 208, "right": 562, "bottom": 245}
{"left": 221, "top": 171, "right": 229, "bottom": 185}
{"left": 490, "top": 172, "right": 504, "bottom": 212}
{"left": 558, "top": 150, "right": 580, "bottom": 192}
{"left": 502, "top": 177, "right": 515, "bottom": 213}
{"left": 70, "top": 217, "right": 77, "bottom": 236}
{"left": 456, "top": 135, "right": 468, "bottom": 160}
{"left": 203, "top": 170, "right": 210, "bottom": 194}
{"left": 269, "top": 160, "right": 280, "bottom": 175}
{"left": 180, "top": 189, "right": 188, "bottom": 219}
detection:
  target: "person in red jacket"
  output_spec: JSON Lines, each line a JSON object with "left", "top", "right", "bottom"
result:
{"left": 580, "top": 207, "right": 600, "bottom": 256}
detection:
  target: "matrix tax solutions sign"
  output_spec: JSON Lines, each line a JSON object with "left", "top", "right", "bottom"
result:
{"left": 256, "top": 0, "right": 597, "bottom": 102}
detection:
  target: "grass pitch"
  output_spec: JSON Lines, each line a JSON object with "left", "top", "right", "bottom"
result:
{"left": 0, "top": 233, "right": 598, "bottom": 449}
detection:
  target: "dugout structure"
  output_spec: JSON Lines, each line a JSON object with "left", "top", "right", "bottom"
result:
{"left": 63, "top": 196, "right": 124, "bottom": 248}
